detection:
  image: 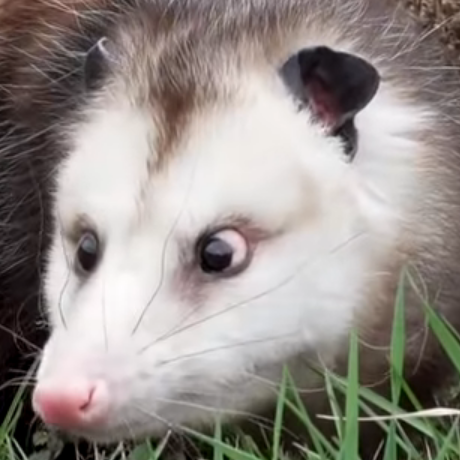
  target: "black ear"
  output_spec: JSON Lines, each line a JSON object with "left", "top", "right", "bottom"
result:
{"left": 84, "top": 37, "right": 114, "bottom": 91}
{"left": 280, "top": 46, "right": 380, "bottom": 158}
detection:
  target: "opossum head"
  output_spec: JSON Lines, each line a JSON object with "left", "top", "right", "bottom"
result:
{"left": 31, "top": 2, "right": 422, "bottom": 445}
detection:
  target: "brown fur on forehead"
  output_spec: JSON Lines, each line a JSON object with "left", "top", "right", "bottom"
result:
{"left": 112, "top": 11, "right": 238, "bottom": 172}
{"left": 98, "top": 0, "right": 369, "bottom": 171}
{"left": 0, "top": 0, "right": 454, "bottom": 170}
{"left": 106, "top": 8, "right": 283, "bottom": 172}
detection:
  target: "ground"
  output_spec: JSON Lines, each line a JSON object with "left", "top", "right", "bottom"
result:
{"left": 402, "top": 0, "right": 460, "bottom": 62}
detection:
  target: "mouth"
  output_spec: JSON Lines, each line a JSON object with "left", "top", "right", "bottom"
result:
{"left": 58, "top": 421, "right": 170, "bottom": 446}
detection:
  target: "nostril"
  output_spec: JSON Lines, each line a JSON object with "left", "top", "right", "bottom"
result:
{"left": 79, "top": 386, "right": 96, "bottom": 412}
{"left": 32, "top": 378, "right": 110, "bottom": 430}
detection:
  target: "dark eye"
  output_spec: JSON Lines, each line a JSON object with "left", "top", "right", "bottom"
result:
{"left": 84, "top": 37, "right": 111, "bottom": 91}
{"left": 75, "top": 231, "right": 100, "bottom": 275}
{"left": 198, "top": 229, "right": 249, "bottom": 275}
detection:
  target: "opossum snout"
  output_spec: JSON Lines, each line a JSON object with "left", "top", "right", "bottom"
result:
{"left": 32, "top": 378, "right": 110, "bottom": 432}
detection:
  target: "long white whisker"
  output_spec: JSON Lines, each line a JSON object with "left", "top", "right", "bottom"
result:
{"left": 131, "top": 144, "right": 201, "bottom": 336}
{"left": 140, "top": 230, "right": 367, "bottom": 355}
{"left": 156, "top": 331, "right": 302, "bottom": 366}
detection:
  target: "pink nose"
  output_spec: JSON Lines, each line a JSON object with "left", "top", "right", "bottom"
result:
{"left": 32, "top": 379, "right": 110, "bottom": 430}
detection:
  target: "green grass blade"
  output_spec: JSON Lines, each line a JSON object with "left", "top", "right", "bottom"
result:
{"left": 390, "top": 270, "right": 406, "bottom": 405}
{"left": 382, "top": 422, "right": 397, "bottom": 460}
{"left": 324, "top": 370, "right": 344, "bottom": 442}
{"left": 283, "top": 368, "right": 335, "bottom": 458}
{"left": 433, "top": 416, "right": 460, "bottom": 460}
{"left": 339, "top": 330, "right": 359, "bottom": 460}
{"left": 184, "top": 428, "right": 262, "bottom": 460}
{"left": 271, "top": 367, "right": 288, "bottom": 460}
{"left": 213, "top": 417, "right": 224, "bottom": 460}
{"left": 423, "top": 302, "right": 460, "bottom": 375}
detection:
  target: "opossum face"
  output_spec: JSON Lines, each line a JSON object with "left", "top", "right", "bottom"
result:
{"left": 32, "top": 26, "right": 415, "bottom": 444}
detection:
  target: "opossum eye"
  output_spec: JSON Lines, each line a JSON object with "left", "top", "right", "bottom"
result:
{"left": 84, "top": 37, "right": 112, "bottom": 91}
{"left": 198, "top": 229, "right": 249, "bottom": 275}
{"left": 75, "top": 231, "right": 100, "bottom": 274}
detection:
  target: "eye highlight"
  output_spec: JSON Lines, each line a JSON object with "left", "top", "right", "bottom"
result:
{"left": 75, "top": 231, "right": 101, "bottom": 275}
{"left": 198, "top": 228, "right": 250, "bottom": 276}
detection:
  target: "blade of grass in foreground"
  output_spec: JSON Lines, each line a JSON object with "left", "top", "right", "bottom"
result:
{"left": 390, "top": 270, "right": 406, "bottom": 405}
{"left": 384, "top": 270, "right": 407, "bottom": 460}
{"left": 213, "top": 417, "right": 224, "bottom": 460}
{"left": 128, "top": 435, "right": 171, "bottom": 460}
{"left": 433, "top": 416, "right": 460, "bottom": 460}
{"left": 183, "top": 426, "right": 263, "bottom": 460}
{"left": 423, "top": 303, "right": 460, "bottom": 376}
{"left": 1, "top": 357, "right": 40, "bottom": 452}
{"left": 338, "top": 329, "right": 359, "bottom": 460}
{"left": 0, "top": 384, "right": 25, "bottom": 443}
{"left": 324, "top": 371, "right": 427, "bottom": 459}
{"left": 283, "top": 368, "right": 336, "bottom": 458}
{"left": 324, "top": 370, "right": 344, "bottom": 442}
{"left": 405, "top": 269, "right": 460, "bottom": 375}
{"left": 271, "top": 367, "right": 288, "bottom": 460}
{"left": 0, "top": 384, "right": 27, "bottom": 460}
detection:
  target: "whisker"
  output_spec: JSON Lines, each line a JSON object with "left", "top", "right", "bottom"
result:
{"left": 132, "top": 403, "right": 174, "bottom": 432}
{"left": 149, "top": 397, "right": 274, "bottom": 427}
{"left": 156, "top": 331, "right": 302, "bottom": 366}
{"left": 140, "top": 230, "right": 367, "bottom": 354}
{"left": 0, "top": 356, "right": 41, "bottom": 401}
{"left": 131, "top": 148, "right": 201, "bottom": 336}
{"left": 240, "top": 370, "right": 326, "bottom": 395}
{"left": 6, "top": 368, "right": 39, "bottom": 378}
{"left": 123, "top": 416, "right": 138, "bottom": 446}
{"left": 134, "top": 397, "right": 303, "bottom": 445}
{"left": 102, "top": 270, "right": 109, "bottom": 353}
{"left": 0, "top": 380, "right": 36, "bottom": 392}
{"left": 56, "top": 215, "right": 73, "bottom": 330}
{"left": 242, "top": 352, "right": 397, "bottom": 396}
{"left": 0, "top": 322, "right": 42, "bottom": 352}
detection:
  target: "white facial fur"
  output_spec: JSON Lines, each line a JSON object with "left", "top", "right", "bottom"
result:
{"left": 37, "top": 65, "right": 429, "bottom": 443}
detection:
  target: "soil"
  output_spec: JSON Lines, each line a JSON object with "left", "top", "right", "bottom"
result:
{"left": 401, "top": 0, "right": 460, "bottom": 62}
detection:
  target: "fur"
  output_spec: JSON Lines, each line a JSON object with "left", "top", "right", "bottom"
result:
{"left": 0, "top": 0, "right": 460, "bottom": 458}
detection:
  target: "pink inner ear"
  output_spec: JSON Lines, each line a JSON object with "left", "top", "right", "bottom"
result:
{"left": 308, "top": 80, "right": 339, "bottom": 130}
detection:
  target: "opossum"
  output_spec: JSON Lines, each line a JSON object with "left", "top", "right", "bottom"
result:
{"left": 0, "top": 0, "right": 459, "bottom": 457}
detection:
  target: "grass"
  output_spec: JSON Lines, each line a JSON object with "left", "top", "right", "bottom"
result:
{"left": 3, "top": 268, "right": 460, "bottom": 460}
